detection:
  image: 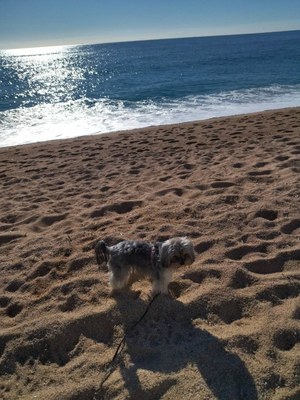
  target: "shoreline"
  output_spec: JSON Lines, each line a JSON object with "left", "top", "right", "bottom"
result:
{"left": 1, "top": 106, "right": 300, "bottom": 151}
{"left": 0, "top": 107, "right": 300, "bottom": 399}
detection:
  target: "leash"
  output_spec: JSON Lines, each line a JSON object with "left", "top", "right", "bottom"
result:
{"left": 95, "top": 293, "right": 160, "bottom": 398}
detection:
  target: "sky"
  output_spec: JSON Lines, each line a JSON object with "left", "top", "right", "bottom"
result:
{"left": 0, "top": 0, "right": 300, "bottom": 49}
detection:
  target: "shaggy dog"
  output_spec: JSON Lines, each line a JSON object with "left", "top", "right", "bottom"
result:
{"left": 95, "top": 237, "right": 195, "bottom": 294}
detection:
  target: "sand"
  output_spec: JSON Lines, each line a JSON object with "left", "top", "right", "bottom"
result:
{"left": 0, "top": 108, "right": 299, "bottom": 400}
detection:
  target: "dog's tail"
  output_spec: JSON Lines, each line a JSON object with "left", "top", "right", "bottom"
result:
{"left": 95, "top": 240, "right": 109, "bottom": 267}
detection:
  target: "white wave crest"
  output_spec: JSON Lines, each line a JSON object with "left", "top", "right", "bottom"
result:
{"left": 0, "top": 84, "right": 300, "bottom": 147}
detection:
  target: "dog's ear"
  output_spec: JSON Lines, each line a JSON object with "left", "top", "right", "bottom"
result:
{"left": 181, "top": 237, "right": 195, "bottom": 264}
{"left": 94, "top": 240, "right": 108, "bottom": 265}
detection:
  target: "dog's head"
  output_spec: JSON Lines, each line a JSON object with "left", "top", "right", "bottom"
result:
{"left": 160, "top": 237, "right": 195, "bottom": 269}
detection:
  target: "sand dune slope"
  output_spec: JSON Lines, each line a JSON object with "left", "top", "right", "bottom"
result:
{"left": 0, "top": 108, "right": 299, "bottom": 399}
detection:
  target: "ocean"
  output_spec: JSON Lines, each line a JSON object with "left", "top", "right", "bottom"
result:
{"left": 0, "top": 30, "right": 300, "bottom": 147}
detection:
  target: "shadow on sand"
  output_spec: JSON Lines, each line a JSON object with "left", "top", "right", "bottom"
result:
{"left": 97, "top": 292, "right": 258, "bottom": 400}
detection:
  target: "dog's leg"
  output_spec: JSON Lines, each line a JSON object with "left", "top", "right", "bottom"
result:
{"left": 161, "top": 268, "right": 173, "bottom": 294}
{"left": 152, "top": 269, "right": 173, "bottom": 295}
{"left": 108, "top": 267, "right": 130, "bottom": 291}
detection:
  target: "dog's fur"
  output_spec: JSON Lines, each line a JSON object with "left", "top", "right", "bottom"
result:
{"left": 95, "top": 237, "right": 195, "bottom": 294}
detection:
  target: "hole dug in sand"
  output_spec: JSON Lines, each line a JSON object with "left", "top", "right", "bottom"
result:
{"left": 229, "top": 268, "right": 257, "bottom": 289}
{"left": 273, "top": 328, "right": 300, "bottom": 351}
{"left": 226, "top": 335, "right": 259, "bottom": 355}
{"left": 186, "top": 291, "right": 250, "bottom": 326}
{"left": 183, "top": 269, "right": 221, "bottom": 284}
{"left": 58, "top": 293, "right": 81, "bottom": 312}
{"left": 293, "top": 307, "right": 300, "bottom": 320}
{"left": 209, "top": 298, "right": 245, "bottom": 324}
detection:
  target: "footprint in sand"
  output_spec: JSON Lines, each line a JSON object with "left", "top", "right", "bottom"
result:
{"left": 5, "top": 303, "right": 23, "bottom": 318}
{"left": 155, "top": 188, "right": 184, "bottom": 197}
{"left": 5, "top": 279, "right": 24, "bottom": 293}
{"left": 90, "top": 200, "right": 143, "bottom": 218}
{"left": 256, "top": 281, "right": 300, "bottom": 305}
{"left": 35, "top": 213, "right": 68, "bottom": 228}
{"left": 225, "top": 243, "right": 268, "bottom": 261}
{"left": 0, "top": 233, "right": 25, "bottom": 246}
{"left": 248, "top": 170, "right": 272, "bottom": 176}
{"left": 281, "top": 219, "right": 300, "bottom": 235}
{"left": 254, "top": 209, "right": 278, "bottom": 221}
{"left": 244, "top": 248, "right": 300, "bottom": 274}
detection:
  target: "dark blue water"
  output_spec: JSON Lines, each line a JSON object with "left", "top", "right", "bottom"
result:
{"left": 0, "top": 30, "right": 300, "bottom": 147}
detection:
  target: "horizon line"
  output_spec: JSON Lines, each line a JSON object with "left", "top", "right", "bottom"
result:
{"left": 1, "top": 28, "right": 299, "bottom": 51}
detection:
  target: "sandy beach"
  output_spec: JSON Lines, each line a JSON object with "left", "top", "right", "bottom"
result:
{"left": 0, "top": 107, "right": 299, "bottom": 399}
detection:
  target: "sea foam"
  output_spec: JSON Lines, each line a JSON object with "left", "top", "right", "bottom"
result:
{"left": 0, "top": 84, "right": 300, "bottom": 147}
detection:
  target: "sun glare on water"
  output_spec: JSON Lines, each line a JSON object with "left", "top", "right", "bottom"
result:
{"left": 1, "top": 43, "right": 85, "bottom": 107}
{"left": 1, "top": 45, "right": 74, "bottom": 57}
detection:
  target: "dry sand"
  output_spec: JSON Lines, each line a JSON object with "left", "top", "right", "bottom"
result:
{"left": 0, "top": 108, "right": 299, "bottom": 400}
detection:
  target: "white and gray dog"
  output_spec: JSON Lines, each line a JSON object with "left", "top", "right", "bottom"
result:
{"left": 95, "top": 237, "right": 195, "bottom": 294}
